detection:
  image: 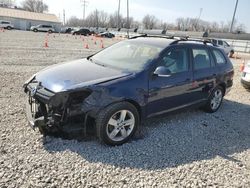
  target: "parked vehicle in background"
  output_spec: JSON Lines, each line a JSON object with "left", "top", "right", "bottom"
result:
{"left": 241, "top": 60, "right": 250, "bottom": 90}
{"left": 0, "top": 20, "right": 14, "bottom": 30}
{"left": 97, "top": 32, "right": 115, "bottom": 38}
{"left": 60, "top": 27, "right": 73, "bottom": 33}
{"left": 24, "top": 36, "right": 234, "bottom": 146}
{"left": 30, "top": 25, "right": 55, "bottom": 33}
{"left": 208, "top": 38, "right": 234, "bottom": 57}
{"left": 72, "top": 28, "right": 91, "bottom": 36}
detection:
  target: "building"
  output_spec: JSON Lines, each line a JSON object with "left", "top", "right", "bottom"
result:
{"left": 0, "top": 7, "right": 61, "bottom": 32}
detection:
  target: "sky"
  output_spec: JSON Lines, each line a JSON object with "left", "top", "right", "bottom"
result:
{"left": 16, "top": 0, "right": 250, "bottom": 32}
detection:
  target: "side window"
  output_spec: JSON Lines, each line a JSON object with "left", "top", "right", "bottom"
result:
{"left": 212, "top": 39, "right": 217, "bottom": 45}
{"left": 212, "top": 49, "right": 226, "bottom": 64}
{"left": 159, "top": 48, "right": 189, "bottom": 74}
{"left": 218, "top": 40, "right": 223, "bottom": 46}
{"left": 192, "top": 48, "right": 211, "bottom": 70}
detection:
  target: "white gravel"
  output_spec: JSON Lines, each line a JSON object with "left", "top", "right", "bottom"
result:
{"left": 0, "top": 30, "right": 250, "bottom": 187}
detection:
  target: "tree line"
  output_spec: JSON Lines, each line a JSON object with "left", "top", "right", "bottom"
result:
{"left": 66, "top": 10, "right": 246, "bottom": 33}
{"left": 0, "top": 0, "right": 246, "bottom": 33}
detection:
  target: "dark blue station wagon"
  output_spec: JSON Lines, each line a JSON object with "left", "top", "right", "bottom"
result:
{"left": 24, "top": 36, "right": 234, "bottom": 145}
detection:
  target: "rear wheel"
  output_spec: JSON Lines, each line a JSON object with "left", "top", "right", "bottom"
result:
{"left": 204, "top": 86, "right": 224, "bottom": 113}
{"left": 229, "top": 50, "right": 234, "bottom": 58}
{"left": 96, "top": 102, "right": 139, "bottom": 146}
{"left": 33, "top": 29, "right": 38, "bottom": 32}
{"left": 7, "top": 26, "right": 12, "bottom": 30}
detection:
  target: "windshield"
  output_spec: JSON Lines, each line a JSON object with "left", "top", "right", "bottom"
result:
{"left": 91, "top": 40, "right": 163, "bottom": 72}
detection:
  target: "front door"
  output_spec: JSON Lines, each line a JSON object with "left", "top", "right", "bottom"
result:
{"left": 147, "top": 46, "right": 193, "bottom": 117}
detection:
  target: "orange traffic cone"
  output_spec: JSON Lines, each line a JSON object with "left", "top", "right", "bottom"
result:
{"left": 240, "top": 62, "right": 245, "bottom": 72}
{"left": 85, "top": 43, "right": 89, "bottom": 49}
{"left": 100, "top": 43, "right": 104, "bottom": 48}
{"left": 44, "top": 38, "right": 49, "bottom": 48}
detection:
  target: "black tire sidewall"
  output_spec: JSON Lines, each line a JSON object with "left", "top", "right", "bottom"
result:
{"left": 96, "top": 102, "right": 139, "bottom": 146}
{"left": 206, "top": 86, "right": 224, "bottom": 113}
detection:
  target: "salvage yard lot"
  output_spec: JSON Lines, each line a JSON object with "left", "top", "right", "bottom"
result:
{"left": 0, "top": 30, "right": 250, "bottom": 187}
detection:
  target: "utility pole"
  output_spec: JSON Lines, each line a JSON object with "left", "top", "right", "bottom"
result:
{"left": 117, "top": 0, "right": 121, "bottom": 28}
{"left": 63, "top": 9, "right": 65, "bottom": 25}
{"left": 195, "top": 8, "right": 203, "bottom": 31}
{"left": 80, "top": 0, "right": 88, "bottom": 20}
{"left": 127, "top": 0, "right": 129, "bottom": 38}
{"left": 230, "top": 0, "right": 239, "bottom": 33}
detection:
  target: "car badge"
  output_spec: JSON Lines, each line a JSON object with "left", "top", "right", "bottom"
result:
{"left": 31, "top": 86, "right": 37, "bottom": 96}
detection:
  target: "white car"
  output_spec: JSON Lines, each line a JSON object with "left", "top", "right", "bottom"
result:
{"left": 30, "top": 24, "right": 55, "bottom": 33}
{"left": 241, "top": 60, "right": 250, "bottom": 89}
{"left": 209, "top": 39, "right": 234, "bottom": 57}
{"left": 0, "top": 20, "right": 14, "bottom": 30}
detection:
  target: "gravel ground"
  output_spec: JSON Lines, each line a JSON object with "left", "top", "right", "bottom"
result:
{"left": 0, "top": 30, "right": 250, "bottom": 188}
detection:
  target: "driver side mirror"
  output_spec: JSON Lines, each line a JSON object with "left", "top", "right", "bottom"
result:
{"left": 153, "top": 66, "right": 171, "bottom": 77}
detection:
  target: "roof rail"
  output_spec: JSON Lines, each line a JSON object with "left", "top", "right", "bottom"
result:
{"left": 170, "top": 38, "right": 217, "bottom": 46}
{"left": 129, "top": 33, "right": 189, "bottom": 40}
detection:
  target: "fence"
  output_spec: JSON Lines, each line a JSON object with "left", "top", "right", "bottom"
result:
{"left": 226, "top": 40, "right": 250, "bottom": 53}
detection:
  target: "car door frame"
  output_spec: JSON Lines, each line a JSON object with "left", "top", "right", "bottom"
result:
{"left": 189, "top": 44, "right": 216, "bottom": 102}
{"left": 146, "top": 44, "right": 195, "bottom": 118}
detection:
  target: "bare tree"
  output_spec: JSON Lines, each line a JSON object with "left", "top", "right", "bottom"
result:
{"left": 0, "top": 0, "right": 15, "bottom": 7}
{"left": 142, "top": 14, "right": 158, "bottom": 29}
{"left": 21, "top": 0, "right": 48, "bottom": 13}
{"left": 66, "top": 16, "right": 83, "bottom": 27}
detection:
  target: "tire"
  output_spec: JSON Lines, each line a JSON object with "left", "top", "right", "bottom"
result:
{"left": 229, "top": 50, "right": 234, "bottom": 58}
{"left": 96, "top": 102, "right": 139, "bottom": 146}
{"left": 48, "top": 30, "right": 52, "bottom": 33}
{"left": 204, "top": 86, "right": 224, "bottom": 113}
{"left": 33, "top": 29, "right": 38, "bottom": 32}
{"left": 7, "top": 26, "right": 12, "bottom": 30}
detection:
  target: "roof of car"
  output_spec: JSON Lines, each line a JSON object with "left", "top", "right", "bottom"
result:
{"left": 129, "top": 35, "right": 218, "bottom": 49}
{"left": 129, "top": 37, "right": 175, "bottom": 48}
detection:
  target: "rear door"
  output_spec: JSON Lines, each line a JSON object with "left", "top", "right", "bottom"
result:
{"left": 147, "top": 46, "right": 193, "bottom": 117}
{"left": 190, "top": 47, "right": 215, "bottom": 101}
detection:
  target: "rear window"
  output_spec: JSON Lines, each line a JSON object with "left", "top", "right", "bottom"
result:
{"left": 212, "top": 49, "right": 227, "bottom": 64}
{"left": 192, "top": 49, "right": 211, "bottom": 70}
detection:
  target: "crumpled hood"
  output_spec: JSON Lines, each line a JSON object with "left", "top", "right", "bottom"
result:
{"left": 35, "top": 59, "right": 131, "bottom": 92}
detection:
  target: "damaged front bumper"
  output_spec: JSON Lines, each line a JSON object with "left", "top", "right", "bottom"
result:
{"left": 26, "top": 95, "right": 46, "bottom": 129}
{"left": 24, "top": 80, "right": 94, "bottom": 136}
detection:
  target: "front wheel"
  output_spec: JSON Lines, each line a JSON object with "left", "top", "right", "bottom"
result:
{"left": 204, "top": 86, "right": 224, "bottom": 113}
{"left": 96, "top": 102, "right": 139, "bottom": 146}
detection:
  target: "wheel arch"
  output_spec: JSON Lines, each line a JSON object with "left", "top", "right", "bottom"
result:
{"left": 218, "top": 82, "right": 226, "bottom": 96}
